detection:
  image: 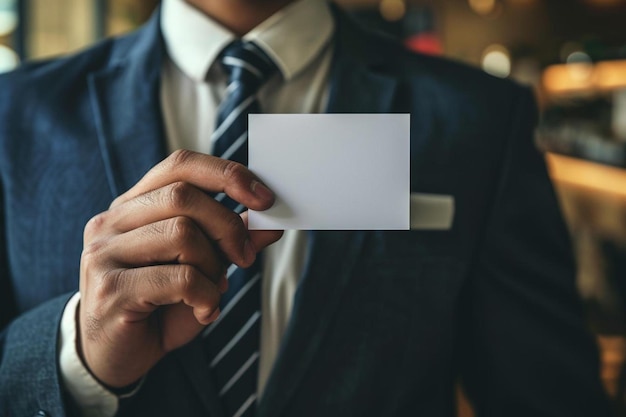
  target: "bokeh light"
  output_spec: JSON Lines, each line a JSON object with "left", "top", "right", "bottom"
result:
{"left": 469, "top": 0, "right": 497, "bottom": 15}
{"left": 0, "top": 44, "right": 18, "bottom": 73}
{"left": 481, "top": 44, "right": 511, "bottom": 78}
{"left": 0, "top": 0, "right": 16, "bottom": 37}
{"left": 380, "top": 0, "right": 406, "bottom": 21}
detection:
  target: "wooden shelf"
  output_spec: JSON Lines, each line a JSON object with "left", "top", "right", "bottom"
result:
{"left": 546, "top": 152, "right": 626, "bottom": 199}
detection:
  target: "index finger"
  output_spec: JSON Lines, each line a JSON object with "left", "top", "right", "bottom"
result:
{"left": 110, "top": 150, "right": 275, "bottom": 210}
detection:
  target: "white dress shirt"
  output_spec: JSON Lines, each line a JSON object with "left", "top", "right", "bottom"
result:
{"left": 58, "top": 0, "right": 335, "bottom": 415}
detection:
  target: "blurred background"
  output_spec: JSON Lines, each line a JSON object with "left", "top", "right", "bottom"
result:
{"left": 1, "top": 0, "right": 626, "bottom": 414}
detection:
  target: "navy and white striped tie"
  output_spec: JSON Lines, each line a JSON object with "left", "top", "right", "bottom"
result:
{"left": 203, "top": 40, "right": 277, "bottom": 417}
{"left": 210, "top": 40, "right": 278, "bottom": 213}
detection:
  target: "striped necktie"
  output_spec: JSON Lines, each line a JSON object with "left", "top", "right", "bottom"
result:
{"left": 210, "top": 39, "right": 278, "bottom": 212}
{"left": 203, "top": 40, "right": 277, "bottom": 417}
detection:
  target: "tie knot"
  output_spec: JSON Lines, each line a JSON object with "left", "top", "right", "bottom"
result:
{"left": 219, "top": 40, "right": 278, "bottom": 89}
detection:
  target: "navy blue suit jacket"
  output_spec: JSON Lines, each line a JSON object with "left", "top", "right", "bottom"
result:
{"left": 0, "top": 7, "right": 613, "bottom": 417}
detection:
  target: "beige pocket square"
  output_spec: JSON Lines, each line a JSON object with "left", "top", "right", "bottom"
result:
{"left": 410, "top": 193, "right": 455, "bottom": 230}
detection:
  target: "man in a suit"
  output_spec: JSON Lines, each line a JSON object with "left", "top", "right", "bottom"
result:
{"left": 0, "top": 0, "right": 614, "bottom": 416}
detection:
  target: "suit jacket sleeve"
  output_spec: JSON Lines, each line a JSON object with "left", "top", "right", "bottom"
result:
{"left": 0, "top": 182, "right": 17, "bottom": 332}
{"left": 0, "top": 290, "right": 75, "bottom": 416}
{"left": 459, "top": 87, "right": 613, "bottom": 416}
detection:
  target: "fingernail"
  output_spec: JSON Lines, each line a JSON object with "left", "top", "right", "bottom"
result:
{"left": 244, "top": 239, "right": 256, "bottom": 264}
{"left": 251, "top": 180, "right": 273, "bottom": 202}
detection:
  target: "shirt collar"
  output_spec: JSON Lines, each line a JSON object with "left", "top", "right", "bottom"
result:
{"left": 161, "top": 0, "right": 334, "bottom": 82}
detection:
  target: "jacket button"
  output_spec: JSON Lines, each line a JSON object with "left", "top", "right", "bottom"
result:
{"left": 35, "top": 411, "right": 49, "bottom": 417}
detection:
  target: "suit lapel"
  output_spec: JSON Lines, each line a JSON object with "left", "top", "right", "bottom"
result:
{"left": 258, "top": 9, "right": 399, "bottom": 417}
{"left": 88, "top": 12, "right": 167, "bottom": 197}
{"left": 324, "top": 6, "right": 398, "bottom": 115}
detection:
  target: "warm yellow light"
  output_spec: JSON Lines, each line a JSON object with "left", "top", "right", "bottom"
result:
{"left": 594, "top": 61, "right": 626, "bottom": 90}
{"left": 469, "top": 0, "right": 497, "bottom": 15}
{"left": 567, "top": 62, "right": 594, "bottom": 83}
{"left": 543, "top": 64, "right": 593, "bottom": 94}
{"left": 546, "top": 153, "right": 626, "bottom": 199}
{"left": 543, "top": 60, "right": 626, "bottom": 95}
{"left": 380, "top": 0, "right": 406, "bottom": 21}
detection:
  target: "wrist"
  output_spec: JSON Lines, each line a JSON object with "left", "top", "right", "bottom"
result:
{"left": 59, "top": 292, "right": 119, "bottom": 416}
{"left": 75, "top": 301, "right": 145, "bottom": 390}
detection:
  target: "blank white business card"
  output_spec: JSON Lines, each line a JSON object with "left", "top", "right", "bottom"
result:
{"left": 248, "top": 114, "right": 410, "bottom": 230}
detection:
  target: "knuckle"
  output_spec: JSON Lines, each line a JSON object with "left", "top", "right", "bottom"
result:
{"left": 84, "top": 212, "right": 107, "bottom": 240}
{"left": 167, "top": 181, "right": 195, "bottom": 211}
{"left": 224, "top": 211, "right": 245, "bottom": 235}
{"left": 176, "top": 264, "right": 199, "bottom": 294}
{"left": 81, "top": 240, "right": 106, "bottom": 269}
{"left": 168, "top": 216, "right": 197, "bottom": 247}
{"left": 80, "top": 270, "right": 121, "bottom": 322}
{"left": 109, "top": 195, "right": 124, "bottom": 208}
{"left": 168, "top": 149, "right": 195, "bottom": 169}
{"left": 147, "top": 268, "right": 170, "bottom": 291}
{"left": 222, "top": 161, "right": 248, "bottom": 185}
{"left": 98, "top": 269, "right": 123, "bottom": 295}
{"left": 135, "top": 189, "right": 158, "bottom": 207}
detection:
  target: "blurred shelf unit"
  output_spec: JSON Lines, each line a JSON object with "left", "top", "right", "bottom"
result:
{"left": 537, "top": 94, "right": 626, "bottom": 168}
{"left": 538, "top": 59, "right": 626, "bottom": 168}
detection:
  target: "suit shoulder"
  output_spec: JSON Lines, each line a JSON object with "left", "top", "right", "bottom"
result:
{"left": 404, "top": 48, "right": 522, "bottom": 95}
{"left": 386, "top": 41, "right": 532, "bottom": 121}
{"left": 369, "top": 32, "right": 525, "bottom": 101}
{"left": 0, "top": 25, "right": 150, "bottom": 125}
{"left": 0, "top": 41, "right": 112, "bottom": 127}
{"left": 333, "top": 8, "right": 527, "bottom": 108}
{"left": 0, "top": 38, "right": 115, "bottom": 93}
{"left": 353, "top": 27, "right": 536, "bottom": 137}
